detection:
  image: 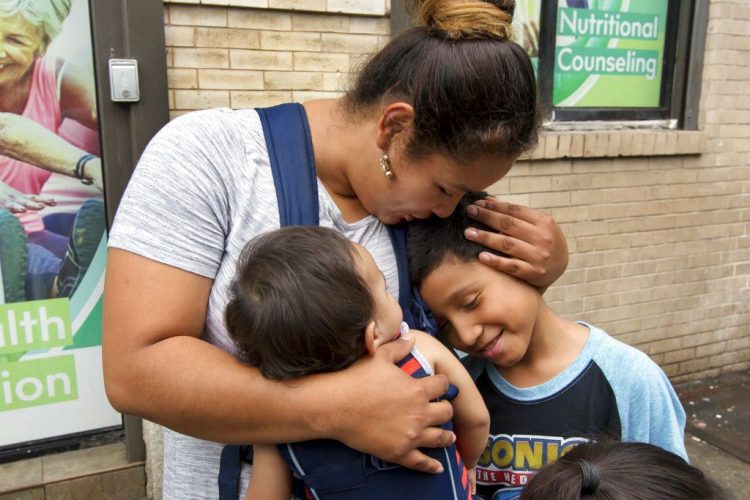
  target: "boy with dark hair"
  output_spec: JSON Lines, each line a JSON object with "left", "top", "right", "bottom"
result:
{"left": 224, "top": 226, "right": 490, "bottom": 500}
{"left": 407, "top": 196, "right": 687, "bottom": 500}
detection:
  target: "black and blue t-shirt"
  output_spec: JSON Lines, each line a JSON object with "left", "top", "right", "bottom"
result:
{"left": 463, "top": 322, "right": 687, "bottom": 500}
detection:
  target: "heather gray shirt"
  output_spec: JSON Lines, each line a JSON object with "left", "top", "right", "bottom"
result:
{"left": 108, "top": 108, "right": 398, "bottom": 499}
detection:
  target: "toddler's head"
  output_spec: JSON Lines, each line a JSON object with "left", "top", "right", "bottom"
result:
{"left": 521, "top": 441, "right": 730, "bottom": 500}
{"left": 226, "top": 226, "right": 404, "bottom": 380}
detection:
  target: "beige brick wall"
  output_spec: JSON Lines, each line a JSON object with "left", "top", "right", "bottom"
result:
{"left": 493, "top": 1, "right": 750, "bottom": 384}
{"left": 164, "top": 4, "right": 388, "bottom": 116}
{"left": 162, "top": 1, "right": 750, "bottom": 384}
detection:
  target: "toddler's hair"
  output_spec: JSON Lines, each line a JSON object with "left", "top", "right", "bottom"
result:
{"left": 521, "top": 441, "right": 731, "bottom": 500}
{"left": 225, "top": 226, "right": 373, "bottom": 380}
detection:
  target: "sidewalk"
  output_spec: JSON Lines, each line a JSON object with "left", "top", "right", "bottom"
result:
{"left": 678, "top": 370, "right": 750, "bottom": 498}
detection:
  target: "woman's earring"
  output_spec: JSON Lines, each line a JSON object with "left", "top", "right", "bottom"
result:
{"left": 380, "top": 152, "right": 394, "bottom": 179}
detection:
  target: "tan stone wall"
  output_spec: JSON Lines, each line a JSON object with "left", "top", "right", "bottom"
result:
{"left": 163, "top": 3, "right": 389, "bottom": 118}
{"left": 162, "top": 1, "right": 750, "bottom": 384}
{"left": 506, "top": 0, "right": 750, "bottom": 384}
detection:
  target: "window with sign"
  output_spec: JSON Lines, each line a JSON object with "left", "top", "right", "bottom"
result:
{"left": 513, "top": 0, "right": 703, "bottom": 126}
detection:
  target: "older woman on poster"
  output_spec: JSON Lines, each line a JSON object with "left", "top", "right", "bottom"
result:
{"left": 0, "top": 0, "right": 104, "bottom": 301}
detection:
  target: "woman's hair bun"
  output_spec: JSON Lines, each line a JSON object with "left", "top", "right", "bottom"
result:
{"left": 412, "top": 0, "right": 515, "bottom": 41}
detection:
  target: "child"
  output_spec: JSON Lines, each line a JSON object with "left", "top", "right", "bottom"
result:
{"left": 223, "top": 226, "right": 490, "bottom": 500}
{"left": 407, "top": 196, "right": 687, "bottom": 500}
{"left": 520, "top": 441, "right": 730, "bottom": 500}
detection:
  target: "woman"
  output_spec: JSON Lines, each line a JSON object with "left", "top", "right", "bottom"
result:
{"left": 0, "top": 0, "right": 104, "bottom": 300}
{"left": 0, "top": 0, "right": 103, "bottom": 219}
{"left": 104, "top": 1, "right": 568, "bottom": 498}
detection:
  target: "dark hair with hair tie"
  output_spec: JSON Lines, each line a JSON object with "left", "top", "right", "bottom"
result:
{"left": 345, "top": 0, "right": 540, "bottom": 163}
{"left": 520, "top": 441, "right": 732, "bottom": 500}
{"left": 577, "top": 460, "right": 600, "bottom": 495}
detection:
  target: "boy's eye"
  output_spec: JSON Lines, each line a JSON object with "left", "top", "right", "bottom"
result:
{"left": 438, "top": 185, "right": 450, "bottom": 196}
{"left": 463, "top": 295, "right": 479, "bottom": 311}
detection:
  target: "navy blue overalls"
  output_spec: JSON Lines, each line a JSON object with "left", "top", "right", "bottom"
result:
{"left": 275, "top": 349, "right": 471, "bottom": 500}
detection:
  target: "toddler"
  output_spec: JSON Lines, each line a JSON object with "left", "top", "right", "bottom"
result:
{"left": 223, "top": 226, "right": 490, "bottom": 499}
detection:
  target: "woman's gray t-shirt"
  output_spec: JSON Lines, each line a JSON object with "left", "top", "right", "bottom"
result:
{"left": 108, "top": 108, "right": 399, "bottom": 499}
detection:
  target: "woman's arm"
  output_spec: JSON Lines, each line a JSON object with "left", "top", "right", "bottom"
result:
{"left": 103, "top": 249, "right": 455, "bottom": 473}
{"left": 464, "top": 197, "right": 568, "bottom": 292}
{"left": 59, "top": 60, "right": 98, "bottom": 130}
{"left": 413, "top": 331, "right": 489, "bottom": 469}
{"left": 246, "top": 445, "right": 292, "bottom": 500}
{"left": 0, "top": 113, "right": 102, "bottom": 190}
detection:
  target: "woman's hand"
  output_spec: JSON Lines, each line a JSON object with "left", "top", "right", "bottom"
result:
{"left": 322, "top": 336, "right": 456, "bottom": 474}
{"left": 0, "top": 180, "right": 55, "bottom": 213}
{"left": 464, "top": 197, "right": 568, "bottom": 290}
{"left": 82, "top": 157, "right": 104, "bottom": 191}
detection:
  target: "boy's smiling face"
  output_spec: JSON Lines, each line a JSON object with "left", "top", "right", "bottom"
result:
{"left": 420, "top": 256, "right": 541, "bottom": 368}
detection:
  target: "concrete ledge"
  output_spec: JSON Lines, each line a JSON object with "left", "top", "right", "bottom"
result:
{"left": 522, "top": 129, "right": 709, "bottom": 161}
{"left": 0, "top": 443, "right": 145, "bottom": 498}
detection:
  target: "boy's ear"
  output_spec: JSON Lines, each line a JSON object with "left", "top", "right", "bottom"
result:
{"left": 364, "top": 321, "right": 380, "bottom": 356}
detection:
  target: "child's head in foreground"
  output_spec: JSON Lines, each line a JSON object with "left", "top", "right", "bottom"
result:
{"left": 520, "top": 441, "right": 730, "bottom": 500}
{"left": 408, "top": 194, "right": 543, "bottom": 368}
{"left": 225, "top": 226, "right": 404, "bottom": 380}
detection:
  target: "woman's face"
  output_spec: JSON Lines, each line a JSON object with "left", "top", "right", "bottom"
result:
{"left": 0, "top": 13, "right": 44, "bottom": 87}
{"left": 353, "top": 150, "right": 515, "bottom": 225}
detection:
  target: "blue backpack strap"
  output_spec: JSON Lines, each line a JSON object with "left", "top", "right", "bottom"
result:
{"left": 256, "top": 102, "right": 319, "bottom": 226}
{"left": 387, "top": 225, "right": 437, "bottom": 336}
{"left": 218, "top": 103, "right": 319, "bottom": 499}
{"left": 257, "top": 103, "right": 433, "bottom": 335}
{"left": 218, "top": 445, "right": 253, "bottom": 500}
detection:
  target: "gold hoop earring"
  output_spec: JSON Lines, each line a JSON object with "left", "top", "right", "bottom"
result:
{"left": 380, "top": 152, "right": 394, "bottom": 179}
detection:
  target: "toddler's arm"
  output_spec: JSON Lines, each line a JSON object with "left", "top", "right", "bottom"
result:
{"left": 414, "top": 331, "right": 490, "bottom": 469}
{"left": 246, "top": 444, "right": 292, "bottom": 500}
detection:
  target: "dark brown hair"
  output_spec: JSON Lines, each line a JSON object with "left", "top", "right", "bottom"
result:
{"left": 345, "top": 0, "right": 540, "bottom": 162}
{"left": 521, "top": 442, "right": 732, "bottom": 500}
{"left": 225, "top": 226, "right": 373, "bottom": 380}
{"left": 407, "top": 193, "right": 504, "bottom": 290}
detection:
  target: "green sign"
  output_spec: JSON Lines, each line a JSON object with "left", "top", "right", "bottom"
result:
{"left": 1, "top": 356, "right": 78, "bottom": 411}
{"left": 0, "top": 299, "right": 72, "bottom": 355}
{"left": 553, "top": 0, "right": 669, "bottom": 108}
{"left": 512, "top": 0, "right": 542, "bottom": 75}
{"left": 0, "top": 0, "right": 121, "bottom": 449}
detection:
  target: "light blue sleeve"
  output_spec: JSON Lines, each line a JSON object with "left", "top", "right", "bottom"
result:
{"left": 591, "top": 329, "right": 688, "bottom": 461}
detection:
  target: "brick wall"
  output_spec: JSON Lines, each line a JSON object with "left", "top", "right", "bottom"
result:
{"left": 510, "top": 1, "right": 750, "bottom": 384}
{"left": 163, "top": 2, "right": 389, "bottom": 117}
{"left": 162, "top": 1, "right": 750, "bottom": 384}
